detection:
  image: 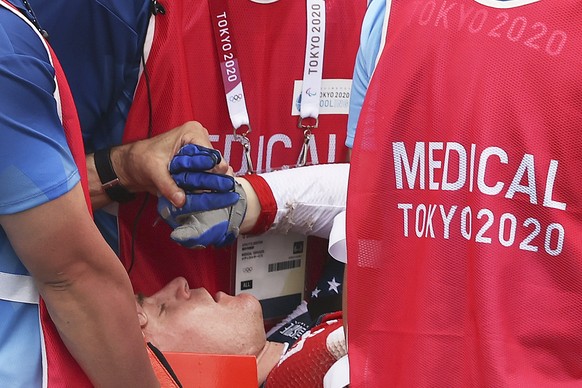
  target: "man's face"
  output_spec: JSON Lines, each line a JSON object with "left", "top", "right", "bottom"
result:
{"left": 137, "top": 277, "right": 266, "bottom": 356}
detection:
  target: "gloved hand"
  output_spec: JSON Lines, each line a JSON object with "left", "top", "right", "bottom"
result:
{"left": 170, "top": 143, "right": 223, "bottom": 173}
{"left": 157, "top": 144, "right": 247, "bottom": 248}
{"left": 158, "top": 180, "right": 247, "bottom": 248}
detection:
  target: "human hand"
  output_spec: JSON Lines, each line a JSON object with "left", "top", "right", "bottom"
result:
{"left": 157, "top": 143, "right": 247, "bottom": 248}
{"left": 159, "top": 143, "right": 240, "bottom": 219}
{"left": 110, "top": 121, "right": 229, "bottom": 207}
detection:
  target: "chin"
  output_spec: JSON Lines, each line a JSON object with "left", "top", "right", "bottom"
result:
{"left": 240, "top": 293, "right": 264, "bottom": 318}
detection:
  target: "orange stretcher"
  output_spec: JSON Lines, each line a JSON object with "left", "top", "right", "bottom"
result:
{"left": 148, "top": 344, "right": 258, "bottom": 388}
{"left": 164, "top": 352, "right": 258, "bottom": 388}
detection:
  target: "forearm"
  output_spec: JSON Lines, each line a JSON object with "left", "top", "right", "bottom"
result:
{"left": 238, "top": 163, "right": 349, "bottom": 238}
{"left": 39, "top": 262, "right": 158, "bottom": 387}
{"left": 1, "top": 185, "right": 158, "bottom": 387}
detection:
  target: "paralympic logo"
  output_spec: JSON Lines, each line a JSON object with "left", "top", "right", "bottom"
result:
{"left": 296, "top": 88, "right": 319, "bottom": 112}
{"left": 305, "top": 88, "right": 318, "bottom": 97}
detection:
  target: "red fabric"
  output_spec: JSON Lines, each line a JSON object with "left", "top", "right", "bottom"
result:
{"left": 49, "top": 46, "right": 91, "bottom": 216}
{"left": 244, "top": 174, "right": 277, "bottom": 235}
{"left": 119, "top": 0, "right": 366, "bottom": 296}
{"left": 266, "top": 312, "right": 343, "bottom": 388}
{"left": 347, "top": 1, "right": 582, "bottom": 387}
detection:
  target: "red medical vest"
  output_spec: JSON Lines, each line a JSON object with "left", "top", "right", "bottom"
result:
{"left": 347, "top": 1, "right": 582, "bottom": 386}
{"left": 0, "top": 1, "right": 92, "bottom": 385}
{"left": 119, "top": 0, "right": 366, "bottom": 295}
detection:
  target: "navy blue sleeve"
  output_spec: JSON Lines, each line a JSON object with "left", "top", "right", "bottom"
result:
{"left": 29, "top": 0, "right": 151, "bottom": 151}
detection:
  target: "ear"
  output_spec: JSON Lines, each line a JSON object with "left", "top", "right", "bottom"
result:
{"left": 135, "top": 301, "right": 148, "bottom": 327}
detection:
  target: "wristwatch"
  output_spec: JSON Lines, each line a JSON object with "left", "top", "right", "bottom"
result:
{"left": 93, "top": 148, "right": 136, "bottom": 203}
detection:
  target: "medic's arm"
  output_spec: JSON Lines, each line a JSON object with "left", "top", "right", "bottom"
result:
{"left": 87, "top": 122, "right": 229, "bottom": 210}
{"left": 0, "top": 184, "right": 159, "bottom": 387}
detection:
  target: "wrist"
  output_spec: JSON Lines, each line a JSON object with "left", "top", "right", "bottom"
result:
{"left": 94, "top": 147, "right": 136, "bottom": 203}
{"left": 108, "top": 145, "right": 134, "bottom": 190}
{"left": 237, "top": 178, "right": 258, "bottom": 233}
{"left": 242, "top": 174, "right": 277, "bottom": 235}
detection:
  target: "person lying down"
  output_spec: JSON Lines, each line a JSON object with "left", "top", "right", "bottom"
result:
{"left": 136, "top": 276, "right": 346, "bottom": 387}
{"left": 152, "top": 148, "right": 350, "bottom": 386}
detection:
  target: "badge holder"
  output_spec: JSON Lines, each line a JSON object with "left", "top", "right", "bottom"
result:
{"left": 234, "top": 126, "right": 254, "bottom": 175}
{"left": 297, "top": 116, "right": 319, "bottom": 167}
{"left": 296, "top": 0, "right": 326, "bottom": 166}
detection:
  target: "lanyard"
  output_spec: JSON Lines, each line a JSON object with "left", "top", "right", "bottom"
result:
{"left": 297, "top": 0, "right": 326, "bottom": 166}
{"left": 208, "top": 0, "right": 326, "bottom": 170}
{"left": 209, "top": 0, "right": 254, "bottom": 173}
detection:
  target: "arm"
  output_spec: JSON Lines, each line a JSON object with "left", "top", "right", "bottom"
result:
{"left": 87, "top": 121, "right": 229, "bottom": 209}
{"left": 239, "top": 163, "right": 349, "bottom": 239}
{"left": 158, "top": 163, "right": 349, "bottom": 248}
{"left": 0, "top": 184, "right": 158, "bottom": 387}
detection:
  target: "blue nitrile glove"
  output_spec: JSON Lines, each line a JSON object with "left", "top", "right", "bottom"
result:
{"left": 158, "top": 180, "right": 247, "bottom": 248}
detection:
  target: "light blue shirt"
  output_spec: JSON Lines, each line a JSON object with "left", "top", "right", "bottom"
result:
{"left": 346, "top": 0, "right": 386, "bottom": 149}
{"left": 0, "top": 3, "right": 79, "bottom": 386}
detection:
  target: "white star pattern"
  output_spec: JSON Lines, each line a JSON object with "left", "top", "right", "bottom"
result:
{"left": 311, "top": 287, "right": 321, "bottom": 298}
{"left": 328, "top": 277, "right": 341, "bottom": 294}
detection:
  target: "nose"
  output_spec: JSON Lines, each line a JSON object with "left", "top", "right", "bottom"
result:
{"left": 154, "top": 277, "right": 191, "bottom": 301}
{"left": 172, "top": 277, "right": 191, "bottom": 300}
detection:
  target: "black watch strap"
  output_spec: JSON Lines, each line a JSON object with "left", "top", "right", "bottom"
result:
{"left": 94, "top": 148, "right": 136, "bottom": 203}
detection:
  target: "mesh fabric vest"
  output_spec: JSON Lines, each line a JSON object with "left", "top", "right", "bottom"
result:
{"left": 120, "top": 0, "right": 366, "bottom": 295}
{"left": 347, "top": 1, "right": 582, "bottom": 386}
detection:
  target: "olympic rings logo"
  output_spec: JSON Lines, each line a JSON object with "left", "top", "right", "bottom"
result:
{"left": 229, "top": 94, "right": 243, "bottom": 102}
